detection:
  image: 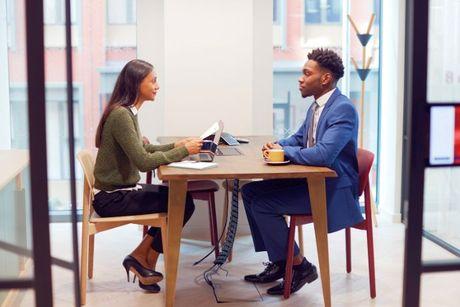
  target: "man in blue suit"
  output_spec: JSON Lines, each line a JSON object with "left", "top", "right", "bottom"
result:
{"left": 242, "top": 48, "right": 363, "bottom": 295}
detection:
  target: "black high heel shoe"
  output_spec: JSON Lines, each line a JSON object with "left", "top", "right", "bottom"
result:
{"left": 122, "top": 255, "right": 163, "bottom": 285}
{"left": 138, "top": 281, "right": 161, "bottom": 293}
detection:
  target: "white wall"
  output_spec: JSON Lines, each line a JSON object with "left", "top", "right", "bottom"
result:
{"left": 137, "top": 0, "right": 273, "bottom": 238}
{"left": 0, "top": 0, "right": 12, "bottom": 150}
{"left": 378, "top": 0, "right": 406, "bottom": 222}
{"left": 137, "top": 0, "right": 272, "bottom": 139}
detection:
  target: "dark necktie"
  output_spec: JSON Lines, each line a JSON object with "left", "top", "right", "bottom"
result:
{"left": 307, "top": 102, "right": 319, "bottom": 147}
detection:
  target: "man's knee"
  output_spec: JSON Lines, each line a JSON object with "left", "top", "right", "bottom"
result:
{"left": 252, "top": 195, "right": 276, "bottom": 214}
{"left": 241, "top": 181, "right": 259, "bottom": 203}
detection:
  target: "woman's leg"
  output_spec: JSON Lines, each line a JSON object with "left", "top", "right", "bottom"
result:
{"left": 149, "top": 191, "right": 195, "bottom": 256}
{"left": 92, "top": 184, "right": 195, "bottom": 271}
{"left": 129, "top": 234, "right": 155, "bottom": 269}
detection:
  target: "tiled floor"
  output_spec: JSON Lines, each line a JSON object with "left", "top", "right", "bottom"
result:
{"left": 18, "top": 216, "right": 459, "bottom": 307}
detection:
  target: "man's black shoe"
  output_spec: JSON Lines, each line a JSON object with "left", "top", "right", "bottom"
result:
{"left": 244, "top": 261, "right": 286, "bottom": 283}
{"left": 266, "top": 263, "right": 318, "bottom": 295}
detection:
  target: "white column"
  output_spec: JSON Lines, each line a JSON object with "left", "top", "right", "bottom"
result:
{"left": 136, "top": 0, "right": 166, "bottom": 142}
{"left": 378, "top": 0, "right": 406, "bottom": 222}
{"left": 0, "top": 0, "right": 12, "bottom": 149}
{"left": 252, "top": 0, "right": 273, "bottom": 135}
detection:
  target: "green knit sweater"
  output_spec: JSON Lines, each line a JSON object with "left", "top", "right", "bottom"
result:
{"left": 94, "top": 107, "right": 189, "bottom": 191}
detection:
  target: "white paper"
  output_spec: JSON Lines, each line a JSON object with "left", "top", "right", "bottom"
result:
{"left": 168, "top": 161, "right": 218, "bottom": 170}
{"left": 199, "top": 122, "right": 220, "bottom": 139}
{"left": 430, "top": 106, "right": 455, "bottom": 165}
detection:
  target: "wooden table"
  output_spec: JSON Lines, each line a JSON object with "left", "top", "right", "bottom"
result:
{"left": 157, "top": 136, "right": 336, "bottom": 307}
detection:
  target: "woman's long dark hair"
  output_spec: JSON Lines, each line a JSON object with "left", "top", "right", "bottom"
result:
{"left": 95, "top": 59, "right": 153, "bottom": 147}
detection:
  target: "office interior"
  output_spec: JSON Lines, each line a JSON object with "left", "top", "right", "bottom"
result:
{"left": 0, "top": 0, "right": 459, "bottom": 306}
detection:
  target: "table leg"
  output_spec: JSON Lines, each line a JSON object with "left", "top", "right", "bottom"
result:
{"left": 307, "top": 177, "right": 331, "bottom": 307}
{"left": 165, "top": 180, "right": 187, "bottom": 307}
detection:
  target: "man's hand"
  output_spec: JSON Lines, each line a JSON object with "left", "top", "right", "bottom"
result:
{"left": 184, "top": 139, "right": 203, "bottom": 155}
{"left": 262, "top": 142, "right": 282, "bottom": 158}
{"left": 175, "top": 137, "right": 201, "bottom": 148}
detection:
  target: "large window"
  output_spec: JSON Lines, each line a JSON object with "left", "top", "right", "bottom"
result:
{"left": 305, "top": 0, "right": 342, "bottom": 24}
{"left": 44, "top": 0, "right": 77, "bottom": 25}
{"left": 6, "top": 0, "right": 137, "bottom": 213}
{"left": 107, "top": 0, "right": 136, "bottom": 24}
{"left": 273, "top": 0, "right": 381, "bottom": 202}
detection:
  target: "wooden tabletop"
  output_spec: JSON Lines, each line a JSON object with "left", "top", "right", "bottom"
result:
{"left": 0, "top": 150, "right": 29, "bottom": 190}
{"left": 157, "top": 136, "right": 336, "bottom": 180}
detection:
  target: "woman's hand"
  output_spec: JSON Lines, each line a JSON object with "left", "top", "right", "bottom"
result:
{"left": 174, "top": 137, "right": 200, "bottom": 148}
{"left": 142, "top": 136, "right": 151, "bottom": 145}
{"left": 184, "top": 139, "right": 203, "bottom": 155}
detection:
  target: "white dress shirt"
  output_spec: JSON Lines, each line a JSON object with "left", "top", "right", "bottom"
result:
{"left": 308, "top": 88, "right": 336, "bottom": 147}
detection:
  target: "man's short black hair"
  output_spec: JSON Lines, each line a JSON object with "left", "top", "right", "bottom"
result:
{"left": 307, "top": 48, "right": 344, "bottom": 81}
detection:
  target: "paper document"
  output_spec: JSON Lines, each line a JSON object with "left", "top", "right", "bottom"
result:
{"left": 168, "top": 161, "right": 218, "bottom": 170}
{"left": 199, "top": 121, "right": 221, "bottom": 139}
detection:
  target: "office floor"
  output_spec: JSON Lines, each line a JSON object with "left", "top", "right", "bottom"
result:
{"left": 18, "top": 216, "right": 459, "bottom": 307}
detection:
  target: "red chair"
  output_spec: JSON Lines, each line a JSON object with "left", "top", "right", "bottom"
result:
{"left": 284, "top": 148, "right": 376, "bottom": 299}
{"left": 143, "top": 171, "right": 221, "bottom": 258}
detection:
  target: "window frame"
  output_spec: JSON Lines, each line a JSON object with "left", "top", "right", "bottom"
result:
{"left": 106, "top": 0, "right": 137, "bottom": 25}
{"left": 44, "top": 0, "right": 78, "bottom": 25}
{"left": 304, "top": 0, "right": 342, "bottom": 25}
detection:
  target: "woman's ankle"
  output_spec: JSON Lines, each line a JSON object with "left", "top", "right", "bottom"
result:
{"left": 130, "top": 252, "right": 150, "bottom": 269}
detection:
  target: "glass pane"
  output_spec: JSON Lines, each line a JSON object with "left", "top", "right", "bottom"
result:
{"left": 44, "top": 0, "right": 72, "bottom": 216}
{"left": 423, "top": 0, "right": 460, "bottom": 258}
{"left": 349, "top": 0, "right": 381, "bottom": 199}
{"left": 273, "top": 0, "right": 381, "bottom": 202}
{"left": 273, "top": 0, "right": 344, "bottom": 141}
{"left": 423, "top": 167, "right": 460, "bottom": 255}
{"left": 39, "top": 0, "right": 138, "bottom": 213}
{"left": 427, "top": 0, "right": 460, "bottom": 103}
{"left": 1, "top": 0, "right": 34, "bottom": 299}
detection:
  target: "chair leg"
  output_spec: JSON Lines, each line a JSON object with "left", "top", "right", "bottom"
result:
{"left": 370, "top": 190, "right": 378, "bottom": 227}
{"left": 346, "top": 227, "right": 351, "bottom": 273}
{"left": 80, "top": 222, "right": 89, "bottom": 305}
{"left": 284, "top": 217, "right": 297, "bottom": 299}
{"left": 208, "top": 192, "right": 220, "bottom": 258}
{"left": 297, "top": 225, "right": 304, "bottom": 255}
{"left": 160, "top": 218, "right": 168, "bottom": 272}
{"left": 205, "top": 194, "right": 216, "bottom": 246}
{"left": 366, "top": 222, "right": 377, "bottom": 298}
{"left": 88, "top": 234, "right": 95, "bottom": 279}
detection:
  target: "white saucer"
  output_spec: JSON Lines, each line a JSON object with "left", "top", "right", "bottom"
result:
{"left": 264, "top": 159, "right": 290, "bottom": 165}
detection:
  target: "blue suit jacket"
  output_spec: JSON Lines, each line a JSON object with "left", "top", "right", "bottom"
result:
{"left": 278, "top": 88, "right": 364, "bottom": 232}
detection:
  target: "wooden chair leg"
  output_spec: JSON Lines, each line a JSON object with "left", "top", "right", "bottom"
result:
{"left": 366, "top": 219, "right": 376, "bottom": 298}
{"left": 346, "top": 228, "right": 351, "bottom": 273}
{"left": 370, "top": 189, "right": 378, "bottom": 227}
{"left": 88, "top": 234, "right": 95, "bottom": 279}
{"left": 297, "top": 225, "right": 304, "bottom": 255}
{"left": 208, "top": 192, "right": 219, "bottom": 258}
{"left": 206, "top": 194, "right": 216, "bottom": 246}
{"left": 284, "top": 216, "right": 297, "bottom": 299}
{"left": 80, "top": 222, "right": 89, "bottom": 305}
{"left": 160, "top": 218, "right": 168, "bottom": 272}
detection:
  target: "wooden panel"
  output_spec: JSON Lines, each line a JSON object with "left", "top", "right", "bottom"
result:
{"left": 0, "top": 150, "right": 29, "bottom": 191}
{"left": 157, "top": 136, "right": 336, "bottom": 180}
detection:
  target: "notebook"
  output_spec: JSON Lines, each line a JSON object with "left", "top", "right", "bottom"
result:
{"left": 168, "top": 161, "right": 218, "bottom": 170}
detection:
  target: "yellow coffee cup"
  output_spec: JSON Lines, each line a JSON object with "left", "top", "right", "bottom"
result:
{"left": 267, "top": 149, "right": 285, "bottom": 162}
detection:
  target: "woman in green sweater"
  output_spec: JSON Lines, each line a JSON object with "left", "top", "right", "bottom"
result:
{"left": 93, "top": 59, "right": 202, "bottom": 293}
